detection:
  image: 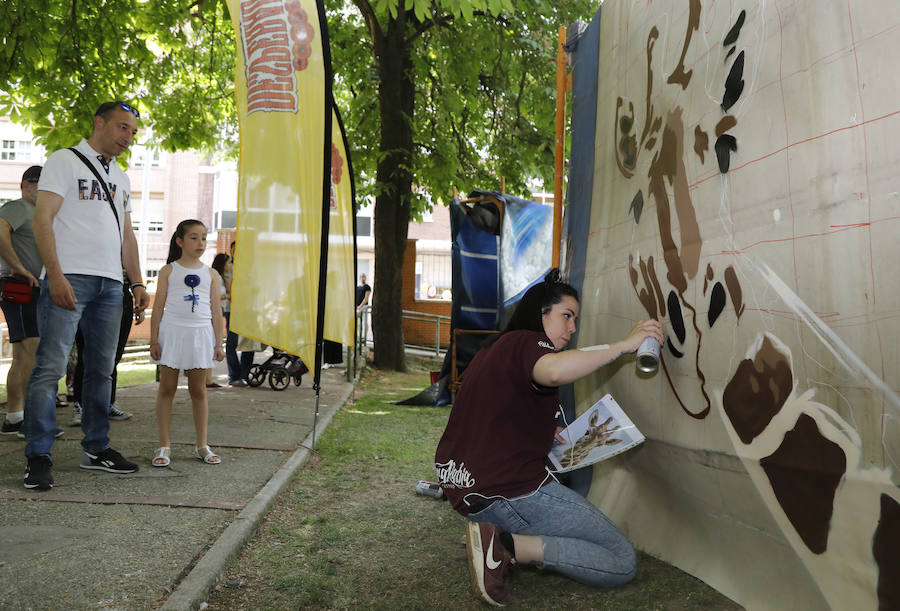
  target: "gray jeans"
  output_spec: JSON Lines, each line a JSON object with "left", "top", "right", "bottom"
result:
{"left": 467, "top": 480, "right": 636, "bottom": 587}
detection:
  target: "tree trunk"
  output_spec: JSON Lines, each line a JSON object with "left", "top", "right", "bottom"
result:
{"left": 371, "top": 16, "right": 414, "bottom": 372}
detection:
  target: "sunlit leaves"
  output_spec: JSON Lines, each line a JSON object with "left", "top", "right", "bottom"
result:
{"left": 331, "top": 0, "right": 592, "bottom": 214}
{"left": 1, "top": 0, "right": 235, "bottom": 156}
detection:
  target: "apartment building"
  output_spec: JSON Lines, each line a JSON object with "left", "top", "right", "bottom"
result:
{"left": 0, "top": 117, "right": 238, "bottom": 287}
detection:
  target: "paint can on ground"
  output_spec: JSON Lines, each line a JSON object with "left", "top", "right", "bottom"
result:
{"left": 636, "top": 337, "right": 661, "bottom": 374}
{"left": 415, "top": 480, "right": 444, "bottom": 499}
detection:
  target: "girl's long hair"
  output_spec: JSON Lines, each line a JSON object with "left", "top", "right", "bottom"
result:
{"left": 484, "top": 268, "right": 579, "bottom": 348}
{"left": 211, "top": 253, "right": 230, "bottom": 277}
{"left": 166, "top": 219, "right": 206, "bottom": 264}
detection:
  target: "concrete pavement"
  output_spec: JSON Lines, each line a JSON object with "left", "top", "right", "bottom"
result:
{"left": 0, "top": 356, "right": 356, "bottom": 610}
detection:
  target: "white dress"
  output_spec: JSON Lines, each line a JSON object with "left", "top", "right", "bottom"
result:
{"left": 152, "top": 261, "right": 215, "bottom": 370}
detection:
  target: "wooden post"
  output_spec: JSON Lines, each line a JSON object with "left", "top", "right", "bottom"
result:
{"left": 552, "top": 26, "right": 568, "bottom": 268}
{"left": 500, "top": 176, "right": 506, "bottom": 194}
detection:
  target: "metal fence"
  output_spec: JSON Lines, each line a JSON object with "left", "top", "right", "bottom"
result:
{"left": 353, "top": 305, "right": 450, "bottom": 360}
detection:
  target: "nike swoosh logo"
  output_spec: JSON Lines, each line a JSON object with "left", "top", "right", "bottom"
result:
{"left": 486, "top": 534, "right": 501, "bottom": 570}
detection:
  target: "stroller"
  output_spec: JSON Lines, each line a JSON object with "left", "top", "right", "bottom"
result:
{"left": 246, "top": 349, "right": 308, "bottom": 391}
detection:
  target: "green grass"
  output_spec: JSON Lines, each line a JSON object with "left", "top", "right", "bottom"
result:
{"left": 205, "top": 356, "right": 743, "bottom": 610}
{"left": 0, "top": 362, "right": 156, "bottom": 406}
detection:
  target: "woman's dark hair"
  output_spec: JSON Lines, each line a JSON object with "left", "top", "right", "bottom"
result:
{"left": 211, "top": 253, "right": 230, "bottom": 277}
{"left": 167, "top": 219, "right": 206, "bottom": 263}
{"left": 485, "top": 268, "right": 579, "bottom": 347}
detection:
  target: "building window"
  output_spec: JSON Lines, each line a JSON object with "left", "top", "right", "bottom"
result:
{"left": 1, "top": 140, "right": 36, "bottom": 162}
{"left": 132, "top": 146, "right": 165, "bottom": 168}
{"left": 357, "top": 215, "right": 372, "bottom": 237}
{"left": 1, "top": 140, "right": 16, "bottom": 160}
{"left": 132, "top": 220, "right": 165, "bottom": 232}
{"left": 416, "top": 252, "right": 452, "bottom": 300}
{"left": 216, "top": 210, "right": 237, "bottom": 229}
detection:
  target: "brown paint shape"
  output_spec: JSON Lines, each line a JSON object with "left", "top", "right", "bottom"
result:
{"left": 694, "top": 125, "right": 708, "bottom": 163}
{"left": 873, "top": 494, "right": 900, "bottom": 610}
{"left": 667, "top": 0, "right": 701, "bottom": 90}
{"left": 629, "top": 254, "right": 656, "bottom": 318}
{"left": 648, "top": 256, "right": 666, "bottom": 318}
{"left": 660, "top": 349, "right": 710, "bottom": 419}
{"left": 759, "top": 414, "right": 846, "bottom": 554}
{"left": 723, "top": 265, "right": 745, "bottom": 320}
{"left": 723, "top": 336, "right": 792, "bottom": 443}
{"left": 703, "top": 263, "right": 714, "bottom": 295}
{"left": 648, "top": 108, "right": 703, "bottom": 291}
{"left": 715, "top": 115, "right": 737, "bottom": 137}
{"left": 615, "top": 97, "right": 637, "bottom": 178}
{"left": 638, "top": 257, "right": 658, "bottom": 320}
{"left": 640, "top": 27, "right": 660, "bottom": 147}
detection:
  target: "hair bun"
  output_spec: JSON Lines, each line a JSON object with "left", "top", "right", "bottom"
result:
{"left": 544, "top": 268, "right": 562, "bottom": 286}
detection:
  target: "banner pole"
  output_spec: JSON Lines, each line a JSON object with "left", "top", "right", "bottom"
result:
{"left": 552, "top": 25, "right": 568, "bottom": 268}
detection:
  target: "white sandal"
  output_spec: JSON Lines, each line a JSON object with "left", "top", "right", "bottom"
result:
{"left": 152, "top": 447, "right": 171, "bottom": 467}
{"left": 194, "top": 445, "right": 221, "bottom": 465}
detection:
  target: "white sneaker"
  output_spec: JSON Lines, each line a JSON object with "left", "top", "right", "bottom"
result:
{"left": 70, "top": 402, "right": 82, "bottom": 426}
{"left": 109, "top": 402, "right": 133, "bottom": 421}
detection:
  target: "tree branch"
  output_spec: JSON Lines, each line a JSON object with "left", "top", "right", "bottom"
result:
{"left": 353, "top": 0, "right": 384, "bottom": 58}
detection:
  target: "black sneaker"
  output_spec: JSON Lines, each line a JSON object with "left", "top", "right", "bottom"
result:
{"left": 108, "top": 402, "right": 133, "bottom": 421}
{"left": 24, "top": 455, "right": 54, "bottom": 490}
{"left": 1, "top": 418, "right": 22, "bottom": 435}
{"left": 80, "top": 447, "right": 139, "bottom": 473}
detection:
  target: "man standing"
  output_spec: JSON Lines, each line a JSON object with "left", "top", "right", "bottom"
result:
{"left": 355, "top": 273, "right": 371, "bottom": 310}
{"left": 225, "top": 239, "right": 254, "bottom": 386}
{"left": 23, "top": 101, "right": 150, "bottom": 490}
{"left": 0, "top": 166, "right": 46, "bottom": 436}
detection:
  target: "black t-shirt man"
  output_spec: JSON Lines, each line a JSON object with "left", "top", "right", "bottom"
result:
{"left": 355, "top": 274, "right": 371, "bottom": 308}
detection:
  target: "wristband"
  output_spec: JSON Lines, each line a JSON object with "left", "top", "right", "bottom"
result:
{"left": 130, "top": 282, "right": 145, "bottom": 290}
{"left": 214, "top": 344, "right": 223, "bottom": 348}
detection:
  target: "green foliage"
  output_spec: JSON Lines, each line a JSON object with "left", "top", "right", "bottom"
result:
{"left": 0, "top": 0, "right": 236, "bottom": 156}
{"left": 3, "top": 0, "right": 592, "bottom": 204}
{"left": 331, "top": 0, "right": 594, "bottom": 216}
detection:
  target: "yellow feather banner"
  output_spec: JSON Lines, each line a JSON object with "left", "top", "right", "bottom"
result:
{"left": 226, "top": 0, "right": 331, "bottom": 367}
{"left": 324, "top": 104, "right": 355, "bottom": 348}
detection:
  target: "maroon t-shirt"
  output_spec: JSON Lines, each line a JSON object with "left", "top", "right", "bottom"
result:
{"left": 435, "top": 330, "right": 560, "bottom": 514}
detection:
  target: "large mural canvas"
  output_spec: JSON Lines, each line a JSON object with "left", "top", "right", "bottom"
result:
{"left": 570, "top": 2, "right": 899, "bottom": 608}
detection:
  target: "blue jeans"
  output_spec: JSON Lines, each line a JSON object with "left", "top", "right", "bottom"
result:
{"left": 224, "top": 311, "right": 254, "bottom": 382}
{"left": 24, "top": 275, "right": 123, "bottom": 458}
{"left": 467, "top": 481, "right": 636, "bottom": 587}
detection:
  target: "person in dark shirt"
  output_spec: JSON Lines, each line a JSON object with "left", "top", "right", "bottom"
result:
{"left": 435, "top": 269, "right": 663, "bottom": 605}
{"left": 355, "top": 273, "right": 371, "bottom": 310}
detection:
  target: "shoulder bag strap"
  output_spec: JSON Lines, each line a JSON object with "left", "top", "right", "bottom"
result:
{"left": 67, "top": 147, "right": 122, "bottom": 242}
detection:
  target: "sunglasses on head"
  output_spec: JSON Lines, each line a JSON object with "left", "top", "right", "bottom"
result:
{"left": 96, "top": 101, "right": 141, "bottom": 119}
{"left": 116, "top": 101, "right": 140, "bottom": 118}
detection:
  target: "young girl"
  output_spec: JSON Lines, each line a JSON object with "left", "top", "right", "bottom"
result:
{"left": 150, "top": 220, "right": 226, "bottom": 466}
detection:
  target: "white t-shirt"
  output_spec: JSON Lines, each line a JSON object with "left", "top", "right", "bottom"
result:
{"left": 37, "top": 139, "right": 131, "bottom": 281}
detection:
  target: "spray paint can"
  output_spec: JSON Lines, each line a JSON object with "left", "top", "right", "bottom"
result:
{"left": 636, "top": 336, "right": 661, "bottom": 373}
{"left": 415, "top": 480, "right": 444, "bottom": 499}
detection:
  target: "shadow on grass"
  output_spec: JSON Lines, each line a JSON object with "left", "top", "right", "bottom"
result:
{"left": 205, "top": 355, "right": 743, "bottom": 610}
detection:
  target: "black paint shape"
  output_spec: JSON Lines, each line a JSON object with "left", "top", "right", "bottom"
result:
{"left": 708, "top": 282, "right": 726, "bottom": 326}
{"left": 725, "top": 46, "right": 736, "bottom": 61}
{"left": 715, "top": 134, "right": 738, "bottom": 173}
{"left": 723, "top": 10, "right": 746, "bottom": 47}
{"left": 629, "top": 190, "right": 644, "bottom": 223}
{"left": 873, "top": 494, "right": 900, "bottom": 610}
{"left": 721, "top": 50, "right": 745, "bottom": 112}
{"left": 667, "top": 336, "right": 684, "bottom": 358}
{"left": 668, "top": 291, "right": 686, "bottom": 343}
